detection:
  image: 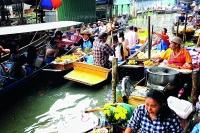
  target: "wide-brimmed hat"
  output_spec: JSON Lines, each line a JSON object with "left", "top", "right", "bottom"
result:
{"left": 170, "top": 36, "right": 183, "bottom": 45}
{"left": 80, "top": 30, "right": 92, "bottom": 35}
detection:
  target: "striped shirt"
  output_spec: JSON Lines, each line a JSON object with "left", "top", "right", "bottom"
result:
{"left": 127, "top": 104, "right": 182, "bottom": 133}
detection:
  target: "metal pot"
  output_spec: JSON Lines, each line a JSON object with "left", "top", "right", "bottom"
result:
{"left": 147, "top": 66, "right": 179, "bottom": 86}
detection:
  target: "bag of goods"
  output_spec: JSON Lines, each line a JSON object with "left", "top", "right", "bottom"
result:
{"left": 137, "top": 52, "right": 147, "bottom": 59}
{"left": 180, "top": 26, "right": 194, "bottom": 32}
{"left": 194, "top": 29, "right": 200, "bottom": 36}
{"left": 151, "top": 51, "right": 163, "bottom": 59}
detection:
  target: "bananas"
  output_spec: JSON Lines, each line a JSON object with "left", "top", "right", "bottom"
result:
{"left": 127, "top": 60, "right": 137, "bottom": 65}
{"left": 55, "top": 55, "right": 78, "bottom": 63}
{"left": 143, "top": 60, "right": 154, "bottom": 66}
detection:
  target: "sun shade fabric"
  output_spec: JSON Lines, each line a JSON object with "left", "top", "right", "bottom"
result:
{"left": 0, "top": 21, "right": 81, "bottom": 35}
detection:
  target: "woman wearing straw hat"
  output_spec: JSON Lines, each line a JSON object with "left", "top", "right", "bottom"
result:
{"left": 75, "top": 30, "right": 94, "bottom": 51}
{"left": 158, "top": 36, "right": 192, "bottom": 68}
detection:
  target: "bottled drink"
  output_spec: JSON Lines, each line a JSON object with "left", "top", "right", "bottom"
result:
{"left": 178, "top": 83, "right": 188, "bottom": 98}
{"left": 116, "top": 81, "right": 123, "bottom": 103}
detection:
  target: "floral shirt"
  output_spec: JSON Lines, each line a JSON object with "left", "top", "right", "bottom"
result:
{"left": 127, "top": 104, "right": 182, "bottom": 133}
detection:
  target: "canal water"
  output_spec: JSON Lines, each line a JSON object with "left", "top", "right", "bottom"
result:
{"left": 0, "top": 13, "right": 179, "bottom": 133}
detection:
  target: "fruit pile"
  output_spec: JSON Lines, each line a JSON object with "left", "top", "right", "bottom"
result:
{"left": 143, "top": 60, "right": 154, "bottom": 66}
{"left": 55, "top": 54, "right": 78, "bottom": 63}
{"left": 127, "top": 60, "right": 137, "bottom": 65}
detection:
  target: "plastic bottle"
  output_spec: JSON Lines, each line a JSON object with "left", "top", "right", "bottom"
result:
{"left": 116, "top": 81, "right": 123, "bottom": 103}
{"left": 178, "top": 83, "right": 187, "bottom": 98}
{"left": 178, "top": 88, "right": 184, "bottom": 98}
{"left": 100, "top": 112, "right": 106, "bottom": 127}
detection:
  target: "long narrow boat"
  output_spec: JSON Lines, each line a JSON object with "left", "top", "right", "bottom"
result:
{"left": 64, "top": 28, "right": 149, "bottom": 86}
{"left": 0, "top": 21, "right": 82, "bottom": 95}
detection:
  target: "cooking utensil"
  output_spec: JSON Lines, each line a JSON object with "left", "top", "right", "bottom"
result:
{"left": 147, "top": 66, "right": 179, "bottom": 86}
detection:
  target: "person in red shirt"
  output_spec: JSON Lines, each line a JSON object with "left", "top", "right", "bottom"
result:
{"left": 158, "top": 36, "right": 192, "bottom": 68}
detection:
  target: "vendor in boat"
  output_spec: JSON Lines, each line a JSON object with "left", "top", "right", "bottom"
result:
{"left": 152, "top": 28, "right": 169, "bottom": 51}
{"left": 74, "top": 30, "right": 94, "bottom": 51}
{"left": 179, "top": 12, "right": 186, "bottom": 23}
{"left": 157, "top": 36, "right": 192, "bottom": 68}
{"left": 27, "top": 46, "right": 44, "bottom": 69}
{"left": 125, "top": 89, "right": 182, "bottom": 133}
{"left": 93, "top": 32, "right": 114, "bottom": 68}
{"left": 9, "top": 41, "right": 20, "bottom": 62}
{"left": 45, "top": 31, "right": 73, "bottom": 59}
{"left": 9, "top": 55, "right": 27, "bottom": 79}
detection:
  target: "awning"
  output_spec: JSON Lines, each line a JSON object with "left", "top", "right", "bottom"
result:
{"left": 0, "top": 21, "right": 82, "bottom": 35}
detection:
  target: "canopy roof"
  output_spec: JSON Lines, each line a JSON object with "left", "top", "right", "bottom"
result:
{"left": 0, "top": 21, "right": 82, "bottom": 35}
{"left": 1, "top": 0, "right": 40, "bottom": 6}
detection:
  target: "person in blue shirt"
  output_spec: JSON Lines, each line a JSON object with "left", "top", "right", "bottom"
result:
{"left": 125, "top": 89, "right": 182, "bottom": 133}
{"left": 152, "top": 28, "right": 169, "bottom": 51}
{"left": 179, "top": 12, "right": 186, "bottom": 22}
{"left": 75, "top": 30, "right": 94, "bottom": 51}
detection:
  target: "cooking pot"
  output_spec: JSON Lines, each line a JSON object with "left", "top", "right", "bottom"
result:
{"left": 147, "top": 66, "right": 179, "bottom": 86}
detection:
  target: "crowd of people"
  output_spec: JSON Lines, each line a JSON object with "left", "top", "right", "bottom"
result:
{"left": 45, "top": 16, "right": 139, "bottom": 69}
{"left": 178, "top": 8, "right": 200, "bottom": 27}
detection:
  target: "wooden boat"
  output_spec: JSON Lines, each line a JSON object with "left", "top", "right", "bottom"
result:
{"left": 0, "top": 21, "right": 82, "bottom": 95}
{"left": 165, "top": 10, "right": 172, "bottom": 14}
{"left": 156, "top": 10, "right": 165, "bottom": 14}
{"left": 64, "top": 28, "right": 149, "bottom": 86}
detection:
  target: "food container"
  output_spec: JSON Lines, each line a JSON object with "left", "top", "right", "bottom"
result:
{"left": 147, "top": 66, "right": 179, "bottom": 86}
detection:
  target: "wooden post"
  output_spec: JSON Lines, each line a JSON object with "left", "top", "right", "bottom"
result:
{"left": 112, "top": 57, "right": 118, "bottom": 103}
{"left": 148, "top": 16, "right": 151, "bottom": 59}
{"left": 115, "top": 5, "right": 118, "bottom": 17}
{"left": 121, "top": 5, "right": 123, "bottom": 15}
{"left": 36, "top": 0, "right": 38, "bottom": 23}
{"left": 196, "top": 34, "right": 200, "bottom": 47}
{"left": 191, "top": 71, "right": 199, "bottom": 105}
{"left": 183, "top": 14, "right": 188, "bottom": 42}
{"left": 176, "top": 20, "right": 179, "bottom": 36}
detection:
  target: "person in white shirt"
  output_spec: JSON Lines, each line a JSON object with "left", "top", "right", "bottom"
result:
{"left": 119, "top": 14, "right": 128, "bottom": 27}
{"left": 98, "top": 22, "right": 107, "bottom": 34}
{"left": 125, "top": 26, "right": 139, "bottom": 50}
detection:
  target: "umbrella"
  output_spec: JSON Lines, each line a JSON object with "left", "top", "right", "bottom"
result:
{"left": 41, "top": 0, "right": 62, "bottom": 10}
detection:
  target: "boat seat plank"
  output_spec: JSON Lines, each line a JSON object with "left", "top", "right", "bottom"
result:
{"left": 64, "top": 62, "right": 110, "bottom": 86}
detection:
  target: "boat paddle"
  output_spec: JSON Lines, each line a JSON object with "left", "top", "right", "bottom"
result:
{"left": 84, "top": 108, "right": 104, "bottom": 113}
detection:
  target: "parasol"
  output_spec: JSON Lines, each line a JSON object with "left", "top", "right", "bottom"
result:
{"left": 40, "top": 0, "right": 62, "bottom": 10}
